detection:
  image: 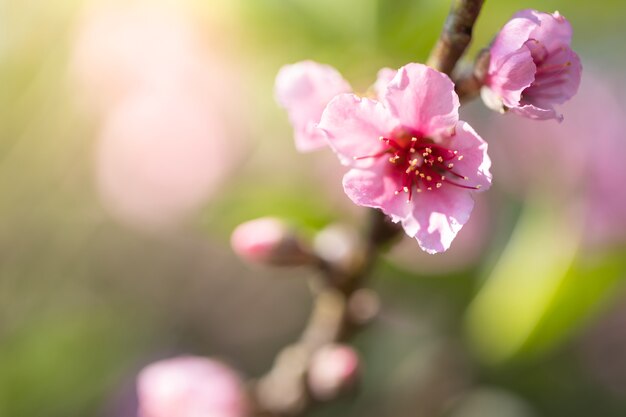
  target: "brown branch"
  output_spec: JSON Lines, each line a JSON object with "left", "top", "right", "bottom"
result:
{"left": 427, "top": 0, "right": 485, "bottom": 76}
{"left": 250, "top": 211, "right": 401, "bottom": 416}
{"left": 454, "top": 48, "right": 490, "bottom": 103}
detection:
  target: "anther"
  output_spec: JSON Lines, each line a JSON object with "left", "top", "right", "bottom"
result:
{"left": 410, "top": 148, "right": 416, "bottom": 153}
{"left": 476, "top": 185, "right": 482, "bottom": 189}
{"left": 458, "top": 155, "right": 464, "bottom": 161}
{"left": 403, "top": 186, "right": 409, "bottom": 193}
{"left": 448, "top": 163, "right": 454, "bottom": 168}
{"left": 427, "top": 187, "right": 432, "bottom": 191}
{"left": 436, "top": 183, "right": 442, "bottom": 188}
{"left": 426, "top": 175, "right": 432, "bottom": 181}
{"left": 437, "top": 156, "right": 443, "bottom": 162}
{"left": 464, "top": 176, "right": 469, "bottom": 180}
{"left": 411, "top": 137, "right": 418, "bottom": 142}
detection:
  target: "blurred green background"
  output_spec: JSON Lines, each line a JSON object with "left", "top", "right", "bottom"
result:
{"left": 1, "top": 0, "right": 626, "bottom": 416}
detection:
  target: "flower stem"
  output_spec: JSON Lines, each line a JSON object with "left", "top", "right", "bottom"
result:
{"left": 427, "top": 0, "right": 486, "bottom": 76}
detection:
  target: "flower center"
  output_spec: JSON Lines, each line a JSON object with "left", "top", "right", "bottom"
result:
{"left": 355, "top": 132, "right": 479, "bottom": 202}
{"left": 522, "top": 40, "right": 574, "bottom": 102}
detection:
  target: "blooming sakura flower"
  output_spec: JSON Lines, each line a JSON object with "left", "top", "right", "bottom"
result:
{"left": 482, "top": 9, "right": 582, "bottom": 121}
{"left": 137, "top": 356, "right": 248, "bottom": 417}
{"left": 319, "top": 63, "right": 491, "bottom": 254}
{"left": 275, "top": 61, "right": 396, "bottom": 152}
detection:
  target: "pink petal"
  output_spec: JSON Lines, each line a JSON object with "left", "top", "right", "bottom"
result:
{"left": 384, "top": 63, "right": 459, "bottom": 138}
{"left": 523, "top": 48, "right": 582, "bottom": 108}
{"left": 440, "top": 122, "right": 492, "bottom": 190}
{"left": 489, "top": 14, "right": 539, "bottom": 69}
{"left": 342, "top": 163, "right": 405, "bottom": 212}
{"left": 275, "top": 61, "right": 352, "bottom": 152}
{"left": 486, "top": 45, "right": 536, "bottom": 108}
{"left": 406, "top": 187, "right": 476, "bottom": 254}
{"left": 508, "top": 103, "right": 562, "bottom": 121}
{"left": 319, "top": 94, "right": 397, "bottom": 167}
{"left": 373, "top": 67, "right": 397, "bottom": 99}
{"left": 520, "top": 9, "right": 573, "bottom": 52}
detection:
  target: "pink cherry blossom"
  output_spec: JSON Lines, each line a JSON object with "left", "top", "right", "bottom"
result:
{"left": 319, "top": 63, "right": 491, "bottom": 254}
{"left": 137, "top": 356, "right": 248, "bottom": 417}
{"left": 482, "top": 9, "right": 582, "bottom": 121}
{"left": 275, "top": 61, "right": 396, "bottom": 152}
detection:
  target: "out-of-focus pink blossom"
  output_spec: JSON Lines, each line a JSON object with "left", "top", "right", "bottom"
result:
{"left": 231, "top": 217, "right": 313, "bottom": 266}
{"left": 307, "top": 344, "right": 360, "bottom": 401}
{"left": 482, "top": 9, "right": 582, "bottom": 121}
{"left": 319, "top": 63, "right": 491, "bottom": 254}
{"left": 485, "top": 72, "right": 626, "bottom": 247}
{"left": 96, "top": 91, "right": 232, "bottom": 229}
{"left": 72, "top": 3, "right": 205, "bottom": 110}
{"left": 275, "top": 61, "right": 351, "bottom": 152}
{"left": 137, "top": 356, "right": 248, "bottom": 417}
{"left": 72, "top": 3, "right": 248, "bottom": 230}
{"left": 275, "top": 61, "right": 396, "bottom": 152}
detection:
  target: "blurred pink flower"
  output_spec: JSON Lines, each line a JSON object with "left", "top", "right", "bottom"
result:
{"left": 137, "top": 356, "right": 248, "bottom": 417}
{"left": 72, "top": 3, "right": 205, "bottom": 110}
{"left": 275, "top": 61, "right": 396, "bottom": 152}
{"left": 482, "top": 9, "right": 582, "bottom": 121}
{"left": 72, "top": 3, "right": 248, "bottom": 230}
{"left": 319, "top": 63, "right": 491, "bottom": 254}
{"left": 307, "top": 344, "right": 360, "bottom": 401}
{"left": 275, "top": 61, "right": 351, "bottom": 152}
{"left": 485, "top": 71, "right": 626, "bottom": 247}
{"left": 96, "top": 91, "right": 232, "bottom": 229}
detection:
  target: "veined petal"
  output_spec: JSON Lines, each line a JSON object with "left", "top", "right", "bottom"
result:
{"left": 509, "top": 103, "right": 562, "bottom": 122}
{"left": 275, "top": 61, "right": 351, "bottom": 152}
{"left": 440, "top": 121, "right": 492, "bottom": 190}
{"left": 490, "top": 14, "right": 539, "bottom": 68}
{"left": 319, "top": 94, "right": 397, "bottom": 167}
{"left": 384, "top": 63, "right": 459, "bottom": 138}
{"left": 486, "top": 45, "right": 536, "bottom": 108}
{"left": 406, "top": 187, "right": 476, "bottom": 254}
{"left": 372, "top": 67, "right": 397, "bottom": 100}
{"left": 342, "top": 164, "right": 412, "bottom": 224}
{"left": 522, "top": 9, "right": 573, "bottom": 52}
{"left": 523, "top": 48, "right": 582, "bottom": 107}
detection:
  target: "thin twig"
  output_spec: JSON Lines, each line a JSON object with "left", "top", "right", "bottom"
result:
{"left": 427, "top": 0, "right": 485, "bottom": 76}
{"left": 251, "top": 212, "right": 401, "bottom": 416}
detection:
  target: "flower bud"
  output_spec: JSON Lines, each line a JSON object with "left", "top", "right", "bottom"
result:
{"left": 313, "top": 224, "right": 364, "bottom": 275}
{"left": 231, "top": 217, "right": 313, "bottom": 266}
{"left": 307, "top": 344, "right": 360, "bottom": 401}
{"left": 137, "top": 356, "right": 248, "bottom": 417}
